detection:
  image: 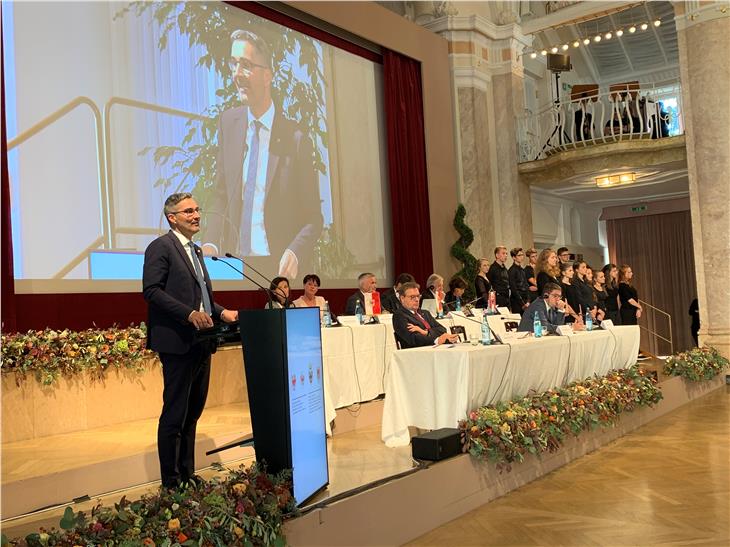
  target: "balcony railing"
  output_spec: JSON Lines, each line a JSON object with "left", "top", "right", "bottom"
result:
{"left": 517, "top": 83, "right": 683, "bottom": 163}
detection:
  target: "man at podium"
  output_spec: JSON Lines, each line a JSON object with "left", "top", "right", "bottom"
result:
{"left": 143, "top": 192, "right": 238, "bottom": 489}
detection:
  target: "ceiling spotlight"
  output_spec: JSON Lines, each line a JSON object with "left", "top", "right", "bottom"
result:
{"left": 640, "top": 22, "right": 648, "bottom": 30}
{"left": 594, "top": 34, "right": 602, "bottom": 42}
{"left": 616, "top": 29, "right": 624, "bottom": 37}
{"left": 629, "top": 25, "right": 637, "bottom": 33}
{"left": 562, "top": 44, "right": 569, "bottom": 51}
{"left": 583, "top": 37, "right": 591, "bottom": 45}
{"left": 605, "top": 31, "right": 613, "bottom": 39}
{"left": 573, "top": 40, "right": 580, "bottom": 48}
{"left": 530, "top": 52, "right": 537, "bottom": 59}
{"left": 551, "top": 46, "right": 559, "bottom": 53}
{"left": 654, "top": 19, "right": 661, "bottom": 27}
{"left": 541, "top": 49, "right": 548, "bottom": 56}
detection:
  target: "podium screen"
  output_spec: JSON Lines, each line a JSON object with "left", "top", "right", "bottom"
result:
{"left": 285, "top": 308, "right": 328, "bottom": 504}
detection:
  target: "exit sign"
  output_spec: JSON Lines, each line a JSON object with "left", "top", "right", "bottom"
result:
{"left": 631, "top": 205, "right": 647, "bottom": 213}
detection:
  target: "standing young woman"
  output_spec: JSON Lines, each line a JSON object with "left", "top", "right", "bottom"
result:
{"left": 474, "top": 258, "right": 492, "bottom": 308}
{"left": 535, "top": 248, "right": 561, "bottom": 295}
{"left": 592, "top": 268, "right": 608, "bottom": 322}
{"left": 524, "top": 248, "right": 539, "bottom": 302}
{"left": 573, "top": 261, "right": 596, "bottom": 319}
{"left": 618, "top": 264, "right": 643, "bottom": 325}
{"left": 602, "top": 264, "right": 621, "bottom": 324}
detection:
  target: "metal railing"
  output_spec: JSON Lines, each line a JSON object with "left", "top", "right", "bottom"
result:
{"left": 517, "top": 82, "right": 683, "bottom": 162}
{"left": 637, "top": 299, "right": 673, "bottom": 357}
{"left": 7, "top": 96, "right": 208, "bottom": 278}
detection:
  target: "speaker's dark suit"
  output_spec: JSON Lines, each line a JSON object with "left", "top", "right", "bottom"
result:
{"left": 205, "top": 106, "right": 323, "bottom": 275}
{"left": 143, "top": 231, "right": 224, "bottom": 488}
{"left": 393, "top": 308, "right": 447, "bottom": 348}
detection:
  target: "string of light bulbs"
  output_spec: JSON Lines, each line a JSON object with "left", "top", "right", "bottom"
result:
{"left": 527, "top": 18, "right": 662, "bottom": 59}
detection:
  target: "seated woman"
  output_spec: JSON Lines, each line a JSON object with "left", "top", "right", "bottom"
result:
{"left": 444, "top": 276, "right": 468, "bottom": 312}
{"left": 267, "top": 276, "right": 294, "bottom": 309}
{"left": 292, "top": 274, "right": 327, "bottom": 318}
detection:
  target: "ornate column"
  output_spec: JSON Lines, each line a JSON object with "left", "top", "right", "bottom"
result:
{"left": 423, "top": 14, "right": 534, "bottom": 258}
{"left": 675, "top": 2, "right": 730, "bottom": 356}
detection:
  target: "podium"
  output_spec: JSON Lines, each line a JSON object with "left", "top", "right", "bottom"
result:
{"left": 238, "top": 307, "right": 329, "bottom": 506}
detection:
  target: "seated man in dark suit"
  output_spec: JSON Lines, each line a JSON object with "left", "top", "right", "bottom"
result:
{"left": 381, "top": 272, "right": 415, "bottom": 313}
{"left": 518, "top": 282, "right": 571, "bottom": 335}
{"left": 345, "top": 272, "right": 377, "bottom": 315}
{"left": 393, "top": 282, "right": 460, "bottom": 348}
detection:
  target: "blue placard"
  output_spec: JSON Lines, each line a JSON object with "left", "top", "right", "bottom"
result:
{"left": 285, "top": 307, "right": 328, "bottom": 505}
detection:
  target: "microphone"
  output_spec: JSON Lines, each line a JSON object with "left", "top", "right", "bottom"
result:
{"left": 224, "top": 252, "right": 291, "bottom": 309}
{"left": 211, "top": 256, "right": 273, "bottom": 310}
{"left": 449, "top": 310, "right": 501, "bottom": 343}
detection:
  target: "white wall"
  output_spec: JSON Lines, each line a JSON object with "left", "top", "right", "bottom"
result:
{"left": 531, "top": 188, "right": 607, "bottom": 268}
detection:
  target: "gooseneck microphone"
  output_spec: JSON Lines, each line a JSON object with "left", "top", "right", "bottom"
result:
{"left": 211, "top": 256, "right": 273, "bottom": 310}
{"left": 224, "top": 252, "right": 290, "bottom": 308}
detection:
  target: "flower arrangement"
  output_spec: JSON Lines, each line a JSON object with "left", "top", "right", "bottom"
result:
{"left": 1, "top": 325, "right": 155, "bottom": 386}
{"left": 663, "top": 346, "right": 729, "bottom": 382}
{"left": 460, "top": 367, "right": 663, "bottom": 471}
{"left": 3, "top": 463, "right": 295, "bottom": 547}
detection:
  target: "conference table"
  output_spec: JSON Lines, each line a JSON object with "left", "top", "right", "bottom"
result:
{"left": 380, "top": 325, "right": 640, "bottom": 447}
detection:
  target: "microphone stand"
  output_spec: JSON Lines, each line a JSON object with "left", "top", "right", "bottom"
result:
{"left": 211, "top": 256, "right": 274, "bottom": 310}
{"left": 225, "top": 252, "right": 292, "bottom": 309}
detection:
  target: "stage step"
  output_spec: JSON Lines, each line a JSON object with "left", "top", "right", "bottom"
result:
{"left": 1, "top": 403, "right": 254, "bottom": 519}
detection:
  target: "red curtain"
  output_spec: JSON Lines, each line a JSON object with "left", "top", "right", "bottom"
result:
{"left": 382, "top": 49, "right": 433, "bottom": 284}
{"left": 606, "top": 210, "right": 696, "bottom": 353}
{"left": 1, "top": 6, "right": 18, "bottom": 332}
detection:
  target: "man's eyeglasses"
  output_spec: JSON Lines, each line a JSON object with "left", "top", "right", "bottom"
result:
{"left": 170, "top": 207, "right": 202, "bottom": 216}
{"left": 229, "top": 58, "right": 268, "bottom": 75}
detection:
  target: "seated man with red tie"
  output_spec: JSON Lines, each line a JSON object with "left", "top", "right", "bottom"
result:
{"left": 393, "top": 282, "right": 461, "bottom": 348}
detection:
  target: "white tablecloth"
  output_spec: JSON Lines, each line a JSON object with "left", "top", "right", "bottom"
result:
{"left": 381, "top": 325, "right": 640, "bottom": 447}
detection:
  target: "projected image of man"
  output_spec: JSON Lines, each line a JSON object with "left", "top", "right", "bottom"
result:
{"left": 205, "top": 29, "right": 323, "bottom": 279}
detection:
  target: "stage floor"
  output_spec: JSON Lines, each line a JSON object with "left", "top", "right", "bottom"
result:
{"left": 1, "top": 400, "right": 413, "bottom": 538}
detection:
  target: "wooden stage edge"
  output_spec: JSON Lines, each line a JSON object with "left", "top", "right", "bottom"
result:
{"left": 284, "top": 374, "right": 726, "bottom": 546}
{"left": 1, "top": 374, "right": 725, "bottom": 545}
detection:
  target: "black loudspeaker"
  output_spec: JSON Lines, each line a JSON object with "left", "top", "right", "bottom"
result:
{"left": 547, "top": 53, "right": 572, "bottom": 72}
{"left": 412, "top": 428, "right": 462, "bottom": 461}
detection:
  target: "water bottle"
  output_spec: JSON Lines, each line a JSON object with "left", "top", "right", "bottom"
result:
{"left": 481, "top": 311, "right": 492, "bottom": 345}
{"left": 533, "top": 311, "right": 543, "bottom": 338}
{"left": 585, "top": 310, "right": 593, "bottom": 331}
{"left": 455, "top": 297, "right": 462, "bottom": 312}
{"left": 323, "top": 301, "right": 332, "bottom": 328}
{"left": 355, "top": 299, "right": 364, "bottom": 325}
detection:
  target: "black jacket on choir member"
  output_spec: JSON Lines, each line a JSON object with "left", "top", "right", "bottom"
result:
{"left": 487, "top": 262, "right": 510, "bottom": 305}
{"left": 474, "top": 275, "right": 491, "bottom": 308}
{"left": 508, "top": 264, "right": 529, "bottom": 311}
{"left": 537, "top": 271, "right": 560, "bottom": 296}
{"left": 392, "top": 307, "right": 446, "bottom": 348}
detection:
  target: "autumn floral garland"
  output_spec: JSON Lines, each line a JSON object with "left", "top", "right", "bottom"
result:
{"left": 662, "top": 346, "right": 729, "bottom": 382}
{"left": 1, "top": 325, "right": 155, "bottom": 386}
{"left": 3, "top": 463, "right": 295, "bottom": 547}
{"left": 460, "top": 367, "right": 663, "bottom": 471}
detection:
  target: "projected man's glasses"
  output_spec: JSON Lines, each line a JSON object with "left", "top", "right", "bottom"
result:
{"left": 171, "top": 207, "right": 202, "bottom": 216}
{"left": 228, "top": 58, "right": 268, "bottom": 75}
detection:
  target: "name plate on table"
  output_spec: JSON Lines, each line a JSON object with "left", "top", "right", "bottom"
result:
{"left": 556, "top": 325, "right": 574, "bottom": 336}
{"left": 600, "top": 319, "right": 615, "bottom": 330}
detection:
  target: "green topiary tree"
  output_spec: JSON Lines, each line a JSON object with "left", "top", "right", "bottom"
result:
{"left": 450, "top": 204, "right": 478, "bottom": 301}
